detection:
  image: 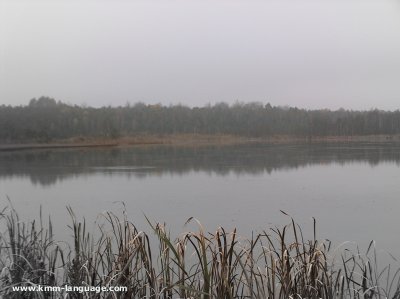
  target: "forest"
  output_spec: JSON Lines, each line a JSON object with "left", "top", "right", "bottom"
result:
{"left": 1, "top": 96, "right": 400, "bottom": 142}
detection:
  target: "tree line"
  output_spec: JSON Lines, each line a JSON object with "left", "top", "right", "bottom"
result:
{"left": 1, "top": 96, "right": 400, "bottom": 142}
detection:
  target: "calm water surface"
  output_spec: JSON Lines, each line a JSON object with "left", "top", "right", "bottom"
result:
{"left": 1, "top": 142, "right": 400, "bottom": 258}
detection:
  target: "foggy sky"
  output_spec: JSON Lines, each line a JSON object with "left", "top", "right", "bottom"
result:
{"left": 1, "top": 0, "right": 400, "bottom": 110}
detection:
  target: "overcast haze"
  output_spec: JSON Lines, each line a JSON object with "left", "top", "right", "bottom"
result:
{"left": 1, "top": 0, "right": 400, "bottom": 110}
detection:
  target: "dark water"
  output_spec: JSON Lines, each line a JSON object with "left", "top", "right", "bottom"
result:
{"left": 1, "top": 142, "right": 400, "bottom": 260}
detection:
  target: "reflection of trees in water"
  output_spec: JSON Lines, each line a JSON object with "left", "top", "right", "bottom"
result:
{"left": 1, "top": 142, "right": 400, "bottom": 186}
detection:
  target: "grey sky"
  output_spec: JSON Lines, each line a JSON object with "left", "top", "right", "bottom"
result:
{"left": 1, "top": 0, "right": 400, "bottom": 110}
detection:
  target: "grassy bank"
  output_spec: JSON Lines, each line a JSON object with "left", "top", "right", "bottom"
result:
{"left": 0, "top": 206, "right": 399, "bottom": 298}
{"left": 1, "top": 133, "right": 400, "bottom": 152}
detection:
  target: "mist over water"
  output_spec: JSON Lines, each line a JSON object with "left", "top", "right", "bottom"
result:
{"left": 1, "top": 143, "right": 400, "bottom": 262}
{"left": 1, "top": 143, "right": 400, "bottom": 186}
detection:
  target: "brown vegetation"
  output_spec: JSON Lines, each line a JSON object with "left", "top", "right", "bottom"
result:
{"left": 1, "top": 205, "right": 399, "bottom": 298}
{"left": 1, "top": 133, "right": 400, "bottom": 152}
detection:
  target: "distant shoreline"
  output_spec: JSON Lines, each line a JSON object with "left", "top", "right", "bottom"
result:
{"left": 1, "top": 134, "right": 400, "bottom": 152}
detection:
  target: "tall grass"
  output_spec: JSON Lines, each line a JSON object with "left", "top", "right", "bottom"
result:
{"left": 0, "top": 205, "right": 399, "bottom": 298}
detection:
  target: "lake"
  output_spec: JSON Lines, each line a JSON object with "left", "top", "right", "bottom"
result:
{"left": 1, "top": 142, "right": 399, "bottom": 261}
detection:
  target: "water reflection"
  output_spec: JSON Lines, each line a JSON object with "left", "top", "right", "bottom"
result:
{"left": 1, "top": 142, "right": 400, "bottom": 186}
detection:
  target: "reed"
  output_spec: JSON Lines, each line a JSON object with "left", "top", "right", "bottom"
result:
{"left": 0, "top": 205, "right": 399, "bottom": 298}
